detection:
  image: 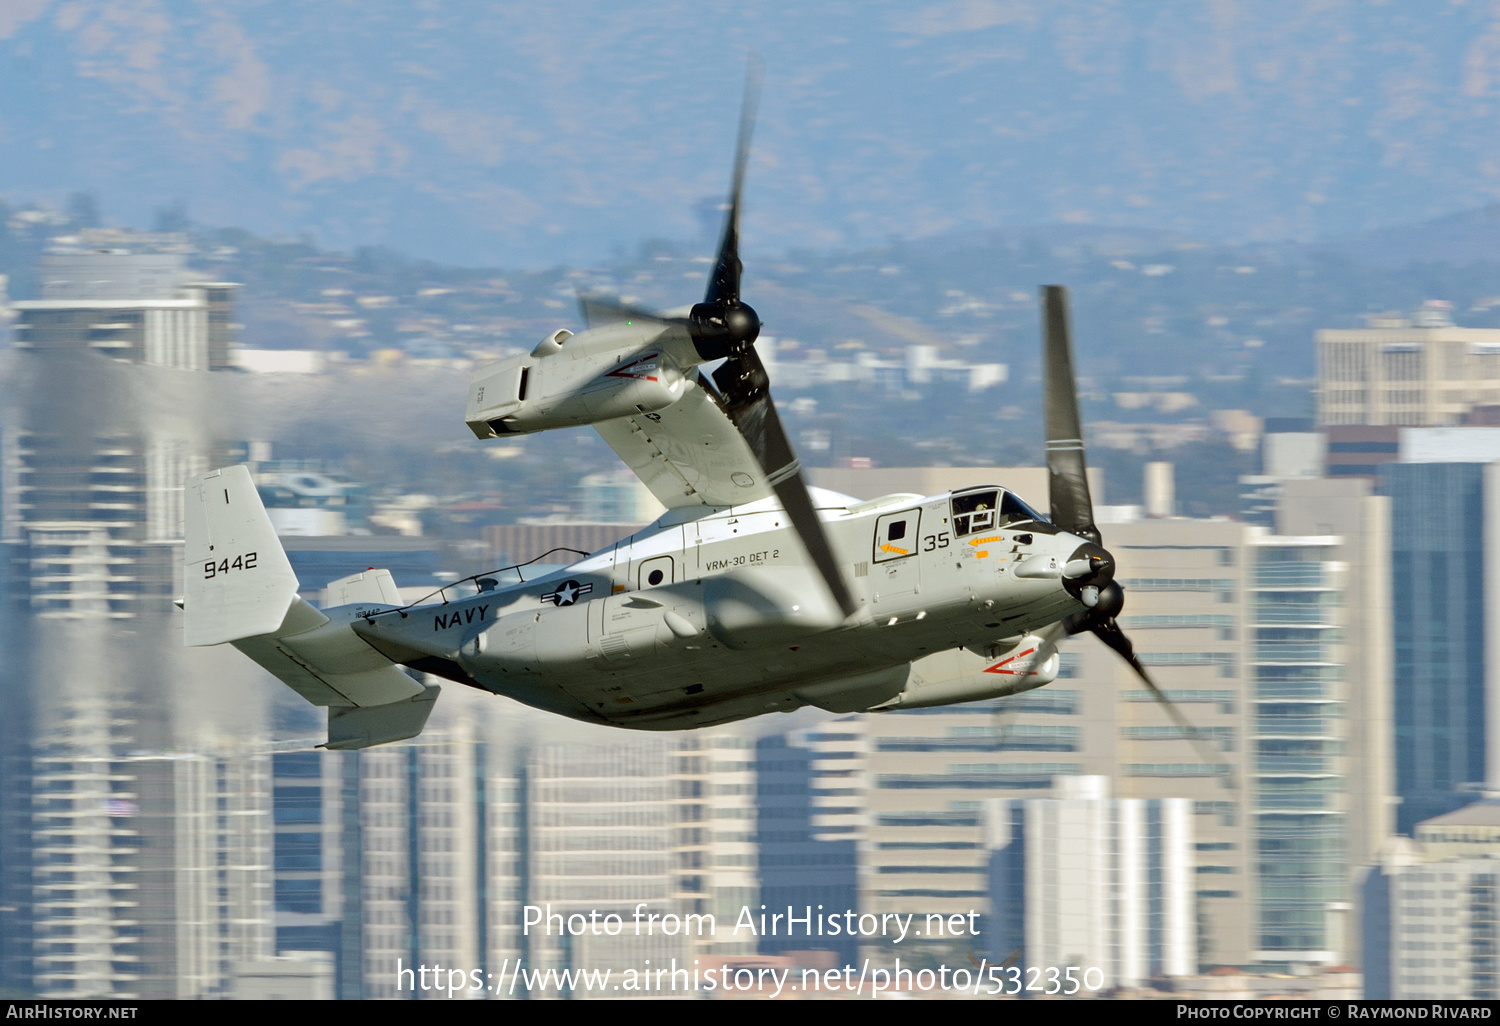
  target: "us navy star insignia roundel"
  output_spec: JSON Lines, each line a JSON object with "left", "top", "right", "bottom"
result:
{"left": 543, "top": 580, "right": 592, "bottom": 607}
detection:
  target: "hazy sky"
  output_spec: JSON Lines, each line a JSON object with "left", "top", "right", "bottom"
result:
{"left": 4, "top": 1, "right": 1500, "bottom": 266}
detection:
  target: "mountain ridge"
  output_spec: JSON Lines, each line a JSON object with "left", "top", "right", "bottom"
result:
{"left": 6, "top": 3, "right": 1500, "bottom": 267}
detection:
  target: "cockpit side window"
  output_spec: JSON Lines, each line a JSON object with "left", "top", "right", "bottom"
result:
{"left": 951, "top": 490, "right": 999, "bottom": 537}
{"left": 951, "top": 488, "right": 1049, "bottom": 535}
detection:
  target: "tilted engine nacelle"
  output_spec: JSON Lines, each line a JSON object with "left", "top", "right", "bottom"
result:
{"left": 870, "top": 627, "right": 1064, "bottom": 712}
{"left": 465, "top": 327, "right": 691, "bottom": 438}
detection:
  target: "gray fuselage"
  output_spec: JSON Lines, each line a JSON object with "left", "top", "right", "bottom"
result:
{"left": 348, "top": 485, "right": 1091, "bottom": 729}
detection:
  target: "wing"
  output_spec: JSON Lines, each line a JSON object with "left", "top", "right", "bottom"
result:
{"left": 594, "top": 373, "right": 776, "bottom": 509}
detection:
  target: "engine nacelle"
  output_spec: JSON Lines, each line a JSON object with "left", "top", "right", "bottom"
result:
{"left": 870, "top": 628, "right": 1064, "bottom": 711}
{"left": 466, "top": 328, "right": 689, "bottom": 438}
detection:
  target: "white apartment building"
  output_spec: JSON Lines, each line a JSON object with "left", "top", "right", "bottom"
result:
{"left": 4, "top": 241, "right": 238, "bottom": 617}
{"left": 1317, "top": 305, "right": 1500, "bottom": 427}
{"left": 985, "top": 776, "right": 1194, "bottom": 987}
{"left": 1388, "top": 856, "right": 1499, "bottom": 999}
{"left": 25, "top": 681, "right": 272, "bottom": 999}
{"left": 1364, "top": 802, "right": 1500, "bottom": 998}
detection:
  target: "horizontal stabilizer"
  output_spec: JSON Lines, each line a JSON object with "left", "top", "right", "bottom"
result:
{"left": 325, "top": 684, "right": 442, "bottom": 750}
{"left": 230, "top": 597, "right": 427, "bottom": 709}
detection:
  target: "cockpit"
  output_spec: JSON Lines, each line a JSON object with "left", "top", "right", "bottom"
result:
{"left": 949, "top": 487, "right": 1049, "bottom": 537}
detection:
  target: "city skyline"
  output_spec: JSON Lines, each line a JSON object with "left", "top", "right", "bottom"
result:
{"left": 0, "top": 209, "right": 1495, "bottom": 1001}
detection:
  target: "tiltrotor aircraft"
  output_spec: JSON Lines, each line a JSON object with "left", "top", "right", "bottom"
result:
{"left": 181, "top": 77, "right": 1206, "bottom": 754}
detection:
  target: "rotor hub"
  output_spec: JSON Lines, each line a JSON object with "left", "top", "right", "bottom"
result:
{"left": 1068, "top": 573, "right": 1128, "bottom": 636}
{"left": 689, "top": 300, "right": 761, "bottom": 360}
{"left": 723, "top": 302, "right": 760, "bottom": 345}
{"left": 1062, "top": 541, "right": 1114, "bottom": 596}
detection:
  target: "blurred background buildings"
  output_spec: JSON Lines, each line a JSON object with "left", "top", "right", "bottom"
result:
{"left": 2, "top": 217, "right": 1500, "bottom": 1001}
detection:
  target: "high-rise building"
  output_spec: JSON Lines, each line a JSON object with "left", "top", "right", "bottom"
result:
{"left": 260, "top": 716, "right": 527, "bottom": 1001}
{"left": 1363, "top": 802, "right": 1500, "bottom": 999}
{"left": 1387, "top": 856, "right": 1500, "bottom": 999}
{"left": 3, "top": 235, "right": 239, "bottom": 617}
{"left": 678, "top": 730, "right": 760, "bottom": 958}
{"left": 0, "top": 234, "right": 273, "bottom": 999}
{"left": 6, "top": 628, "right": 275, "bottom": 999}
{"left": 1238, "top": 418, "right": 1323, "bottom": 525}
{"left": 254, "top": 698, "right": 767, "bottom": 1000}
{"left": 1102, "top": 516, "right": 1259, "bottom": 968}
{"left": 753, "top": 728, "right": 861, "bottom": 963}
{"left": 21, "top": 238, "right": 236, "bottom": 368}
{"left": 1363, "top": 443, "right": 1500, "bottom": 833}
{"left": 266, "top": 749, "right": 349, "bottom": 986}
{"left": 847, "top": 513, "right": 1252, "bottom": 971}
{"left": 1273, "top": 479, "right": 1396, "bottom": 946}
{"left": 1308, "top": 428, "right": 1500, "bottom": 836}
{"left": 985, "top": 776, "right": 1195, "bottom": 986}
{"left": 1245, "top": 530, "right": 1353, "bottom": 962}
{"left": 1382, "top": 463, "right": 1492, "bottom": 832}
{"left": 1317, "top": 304, "right": 1500, "bottom": 427}
{"left": 354, "top": 733, "right": 500, "bottom": 1000}
{"left": 860, "top": 658, "right": 1112, "bottom": 959}
{"left": 1283, "top": 428, "right": 1500, "bottom": 850}
{"left": 1114, "top": 488, "right": 1390, "bottom": 969}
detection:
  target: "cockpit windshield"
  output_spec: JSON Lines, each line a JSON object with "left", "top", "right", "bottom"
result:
{"left": 1000, "top": 490, "right": 1048, "bottom": 526}
{"left": 950, "top": 488, "right": 1049, "bottom": 536}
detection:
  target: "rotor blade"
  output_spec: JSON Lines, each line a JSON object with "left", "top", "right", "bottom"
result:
{"left": 1090, "top": 617, "right": 1237, "bottom": 791}
{"left": 704, "top": 57, "right": 763, "bottom": 308}
{"left": 712, "top": 348, "right": 857, "bottom": 619}
{"left": 1041, "top": 285, "right": 1099, "bottom": 544}
{"left": 578, "top": 294, "right": 690, "bottom": 331}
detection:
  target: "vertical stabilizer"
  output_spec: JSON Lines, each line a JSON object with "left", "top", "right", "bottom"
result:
{"left": 183, "top": 465, "right": 300, "bottom": 646}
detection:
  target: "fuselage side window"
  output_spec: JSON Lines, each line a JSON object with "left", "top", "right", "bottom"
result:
{"left": 874, "top": 508, "right": 923, "bottom": 562}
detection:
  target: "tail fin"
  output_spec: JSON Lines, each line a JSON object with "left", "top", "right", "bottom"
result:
{"left": 184, "top": 465, "right": 301, "bottom": 647}
{"left": 183, "top": 465, "right": 439, "bottom": 749}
